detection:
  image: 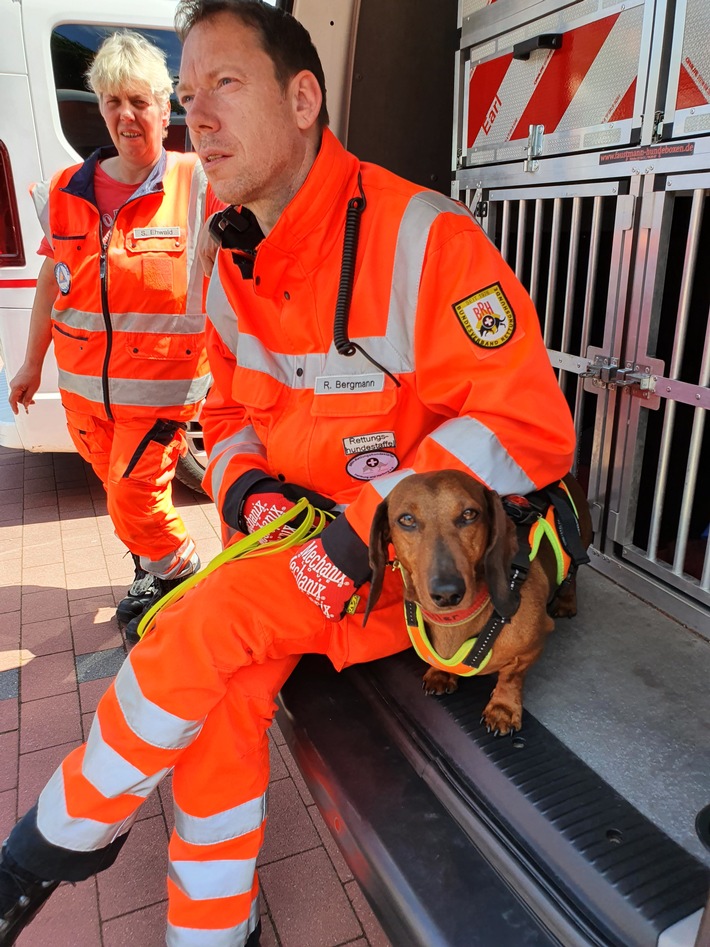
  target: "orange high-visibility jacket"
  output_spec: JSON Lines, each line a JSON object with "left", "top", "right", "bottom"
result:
{"left": 202, "top": 129, "right": 576, "bottom": 544}
{"left": 31, "top": 149, "right": 212, "bottom": 422}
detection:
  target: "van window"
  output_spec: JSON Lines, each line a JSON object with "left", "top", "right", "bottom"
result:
{"left": 50, "top": 26, "right": 189, "bottom": 158}
{"left": 0, "top": 141, "right": 26, "bottom": 267}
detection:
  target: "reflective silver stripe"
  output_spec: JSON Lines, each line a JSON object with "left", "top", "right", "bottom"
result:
{"left": 210, "top": 189, "right": 470, "bottom": 387}
{"left": 144, "top": 537, "right": 199, "bottom": 579}
{"left": 166, "top": 895, "right": 260, "bottom": 947}
{"left": 174, "top": 793, "right": 266, "bottom": 845}
{"left": 235, "top": 334, "right": 409, "bottom": 387}
{"left": 53, "top": 307, "right": 206, "bottom": 335}
{"left": 207, "top": 271, "right": 239, "bottom": 353}
{"left": 37, "top": 765, "right": 139, "bottom": 851}
{"left": 207, "top": 428, "right": 265, "bottom": 503}
{"left": 368, "top": 467, "right": 415, "bottom": 500}
{"left": 431, "top": 418, "right": 536, "bottom": 495}
{"left": 169, "top": 857, "right": 257, "bottom": 900}
{"left": 185, "top": 161, "right": 208, "bottom": 316}
{"left": 30, "top": 180, "right": 52, "bottom": 242}
{"left": 386, "top": 190, "right": 471, "bottom": 359}
{"left": 114, "top": 658, "right": 205, "bottom": 750}
{"left": 82, "top": 714, "right": 170, "bottom": 799}
{"left": 58, "top": 369, "right": 212, "bottom": 408}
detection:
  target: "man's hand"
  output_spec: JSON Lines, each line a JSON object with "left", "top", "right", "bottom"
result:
{"left": 289, "top": 515, "right": 371, "bottom": 621}
{"left": 241, "top": 479, "right": 336, "bottom": 543}
{"left": 242, "top": 490, "right": 298, "bottom": 543}
{"left": 8, "top": 363, "right": 42, "bottom": 415}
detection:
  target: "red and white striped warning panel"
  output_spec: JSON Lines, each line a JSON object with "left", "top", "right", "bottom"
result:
{"left": 462, "top": 0, "right": 497, "bottom": 17}
{"left": 669, "top": 0, "right": 710, "bottom": 138}
{"left": 464, "top": 3, "right": 644, "bottom": 166}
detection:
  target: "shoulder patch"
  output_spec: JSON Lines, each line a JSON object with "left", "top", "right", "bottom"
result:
{"left": 452, "top": 283, "right": 515, "bottom": 349}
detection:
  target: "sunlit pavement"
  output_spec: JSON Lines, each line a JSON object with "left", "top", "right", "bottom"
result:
{"left": 0, "top": 445, "right": 391, "bottom": 947}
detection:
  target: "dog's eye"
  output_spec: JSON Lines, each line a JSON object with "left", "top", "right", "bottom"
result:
{"left": 397, "top": 513, "right": 416, "bottom": 530}
{"left": 460, "top": 508, "right": 479, "bottom": 524}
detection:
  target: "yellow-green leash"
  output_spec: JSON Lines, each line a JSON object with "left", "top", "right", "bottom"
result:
{"left": 135, "top": 498, "right": 334, "bottom": 640}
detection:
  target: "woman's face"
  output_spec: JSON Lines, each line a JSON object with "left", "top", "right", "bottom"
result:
{"left": 99, "top": 87, "right": 170, "bottom": 169}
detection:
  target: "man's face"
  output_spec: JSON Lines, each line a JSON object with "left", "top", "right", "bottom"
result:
{"left": 177, "top": 12, "right": 309, "bottom": 207}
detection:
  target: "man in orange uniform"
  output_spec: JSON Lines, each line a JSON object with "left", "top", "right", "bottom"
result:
{"left": 0, "top": 3, "right": 576, "bottom": 946}
{"left": 8, "top": 32, "right": 212, "bottom": 638}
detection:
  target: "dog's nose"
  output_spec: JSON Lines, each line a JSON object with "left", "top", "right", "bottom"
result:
{"left": 429, "top": 574, "right": 466, "bottom": 608}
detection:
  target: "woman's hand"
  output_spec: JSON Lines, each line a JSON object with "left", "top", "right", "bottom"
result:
{"left": 8, "top": 362, "right": 43, "bottom": 414}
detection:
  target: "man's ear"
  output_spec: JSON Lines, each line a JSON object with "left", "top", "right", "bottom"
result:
{"left": 290, "top": 70, "right": 322, "bottom": 130}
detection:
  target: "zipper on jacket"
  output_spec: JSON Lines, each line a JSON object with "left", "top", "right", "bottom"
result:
{"left": 99, "top": 234, "right": 114, "bottom": 421}
{"left": 98, "top": 188, "right": 160, "bottom": 422}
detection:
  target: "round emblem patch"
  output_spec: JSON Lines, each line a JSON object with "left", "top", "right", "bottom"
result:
{"left": 54, "top": 262, "right": 72, "bottom": 296}
{"left": 346, "top": 450, "right": 399, "bottom": 481}
{"left": 452, "top": 282, "right": 515, "bottom": 349}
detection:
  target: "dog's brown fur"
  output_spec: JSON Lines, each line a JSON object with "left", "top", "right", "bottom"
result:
{"left": 366, "top": 470, "right": 592, "bottom": 735}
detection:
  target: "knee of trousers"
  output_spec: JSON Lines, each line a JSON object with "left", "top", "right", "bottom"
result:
{"left": 106, "top": 477, "right": 189, "bottom": 557}
{"left": 170, "top": 658, "right": 298, "bottom": 815}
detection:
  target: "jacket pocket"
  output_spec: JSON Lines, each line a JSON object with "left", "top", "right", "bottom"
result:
{"left": 125, "top": 333, "right": 200, "bottom": 361}
{"left": 231, "top": 364, "right": 283, "bottom": 410}
{"left": 309, "top": 384, "right": 398, "bottom": 418}
{"left": 53, "top": 324, "right": 89, "bottom": 342}
{"left": 124, "top": 231, "right": 186, "bottom": 293}
{"left": 62, "top": 408, "right": 110, "bottom": 470}
{"left": 124, "top": 230, "right": 185, "bottom": 254}
{"left": 52, "top": 322, "right": 92, "bottom": 367}
{"left": 122, "top": 419, "right": 187, "bottom": 482}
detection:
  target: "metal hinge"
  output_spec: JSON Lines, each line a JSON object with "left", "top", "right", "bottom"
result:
{"left": 581, "top": 349, "right": 663, "bottom": 407}
{"left": 524, "top": 124, "right": 544, "bottom": 173}
{"left": 652, "top": 110, "right": 665, "bottom": 143}
{"left": 470, "top": 184, "right": 488, "bottom": 219}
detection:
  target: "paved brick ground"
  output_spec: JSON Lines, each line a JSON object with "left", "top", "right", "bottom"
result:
{"left": 0, "top": 445, "right": 391, "bottom": 947}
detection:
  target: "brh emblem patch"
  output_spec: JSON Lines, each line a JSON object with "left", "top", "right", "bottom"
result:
{"left": 453, "top": 283, "right": 515, "bottom": 350}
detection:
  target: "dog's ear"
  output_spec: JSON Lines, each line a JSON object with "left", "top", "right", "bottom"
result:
{"left": 483, "top": 488, "right": 519, "bottom": 618}
{"left": 363, "top": 499, "right": 391, "bottom": 626}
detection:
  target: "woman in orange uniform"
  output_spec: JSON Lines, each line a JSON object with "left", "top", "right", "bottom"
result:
{"left": 8, "top": 31, "right": 212, "bottom": 638}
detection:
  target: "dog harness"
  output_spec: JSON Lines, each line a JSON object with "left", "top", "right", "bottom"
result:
{"left": 400, "top": 480, "right": 590, "bottom": 676}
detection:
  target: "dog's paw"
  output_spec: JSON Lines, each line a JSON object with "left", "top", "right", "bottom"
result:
{"left": 550, "top": 595, "right": 578, "bottom": 618}
{"left": 551, "top": 578, "right": 579, "bottom": 618}
{"left": 480, "top": 701, "right": 522, "bottom": 736}
{"left": 422, "top": 668, "right": 459, "bottom": 696}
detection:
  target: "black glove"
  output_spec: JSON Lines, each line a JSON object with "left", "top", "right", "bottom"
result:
{"left": 223, "top": 471, "right": 335, "bottom": 535}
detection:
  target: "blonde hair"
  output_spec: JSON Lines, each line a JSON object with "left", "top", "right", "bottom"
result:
{"left": 86, "top": 31, "right": 173, "bottom": 108}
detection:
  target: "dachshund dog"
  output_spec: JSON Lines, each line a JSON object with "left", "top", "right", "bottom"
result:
{"left": 366, "top": 470, "right": 592, "bottom": 735}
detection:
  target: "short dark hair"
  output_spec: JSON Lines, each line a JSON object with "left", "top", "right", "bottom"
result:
{"left": 175, "top": 0, "right": 329, "bottom": 127}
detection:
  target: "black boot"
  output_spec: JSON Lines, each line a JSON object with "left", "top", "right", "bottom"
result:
{"left": 124, "top": 572, "right": 192, "bottom": 644}
{"left": 0, "top": 844, "right": 59, "bottom": 945}
{"left": 246, "top": 918, "right": 261, "bottom": 946}
{"left": 116, "top": 554, "right": 159, "bottom": 625}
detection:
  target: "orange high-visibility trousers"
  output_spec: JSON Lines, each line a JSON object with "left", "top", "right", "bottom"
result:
{"left": 32, "top": 545, "right": 409, "bottom": 945}
{"left": 63, "top": 409, "right": 197, "bottom": 578}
